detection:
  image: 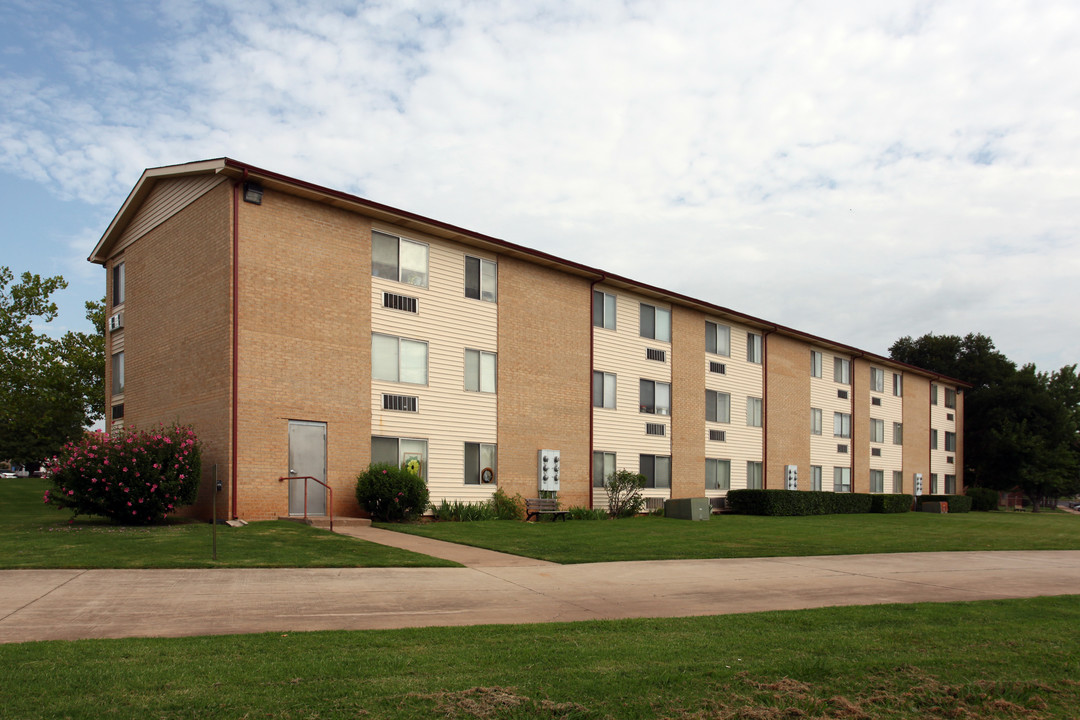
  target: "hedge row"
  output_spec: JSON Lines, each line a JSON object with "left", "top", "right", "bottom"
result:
{"left": 965, "top": 486, "right": 999, "bottom": 512}
{"left": 918, "top": 494, "right": 973, "bottom": 513}
{"left": 726, "top": 490, "right": 914, "bottom": 516}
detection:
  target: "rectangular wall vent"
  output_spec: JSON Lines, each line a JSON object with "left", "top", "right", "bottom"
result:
{"left": 709, "top": 429, "right": 726, "bottom": 442}
{"left": 111, "top": 403, "right": 124, "bottom": 420}
{"left": 645, "top": 423, "right": 666, "bottom": 436}
{"left": 382, "top": 292, "right": 418, "bottom": 313}
{"left": 838, "top": 389, "right": 849, "bottom": 399}
{"left": 947, "top": 413, "right": 954, "bottom": 421}
{"left": 646, "top": 347, "right": 666, "bottom": 362}
{"left": 382, "top": 394, "right": 418, "bottom": 412}
{"left": 871, "top": 448, "right": 882, "bottom": 457}
{"left": 871, "top": 397, "right": 882, "bottom": 406}
{"left": 709, "top": 361, "right": 726, "bottom": 375}
{"left": 947, "top": 456, "right": 955, "bottom": 464}
{"left": 837, "top": 444, "right": 849, "bottom": 453}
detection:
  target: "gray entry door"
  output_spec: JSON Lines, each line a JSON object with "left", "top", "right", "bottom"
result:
{"left": 288, "top": 420, "right": 327, "bottom": 516}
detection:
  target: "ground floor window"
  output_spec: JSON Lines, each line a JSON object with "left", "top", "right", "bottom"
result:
{"left": 371, "top": 436, "right": 428, "bottom": 481}
{"left": 706, "top": 458, "right": 731, "bottom": 490}
{"left": 930, "top": 473, "right": 939, "bottom": 494}
{"left": 746, "top": 461, "right": 763, "bottom": 489}
{"left": 893, "top": 470, "right": 904, "bottom": 494}
{"left": 869, "top": 469, "right": 884, "bottom": 493}
{"left": 464, "top": 442, "right": 496, "bottom": 485}
{"left": 811, "top": 465, "right": 822, "bottom": 491}
{"left": 639, "top": 454, "right": 671, "bottom": 489}
{"left": 593, "top": 451, "right": 616, "bottom": 488}
{"left": 944, "top": 474, "right": 956, "bottom": 494}
{"left": 833, "top": 467, "right": 851, "bottom": 493}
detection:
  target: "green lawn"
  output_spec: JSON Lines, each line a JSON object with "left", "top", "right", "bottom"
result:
{"left": 2, "top": 595, "right": 1077, "bottom": 719}
{"left": 379, "top": 509, "right": 1080, "bottom": 563}
{"left": 1, "top": 479, "right": 457, "bottom": 569}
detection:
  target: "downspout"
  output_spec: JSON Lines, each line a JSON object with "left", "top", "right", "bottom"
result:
{"left": 587, "top": 274, "right": 606, "bottom": 509}
{"left": 761, "top": 327, "right": 777, "bottom": 488}
{"left": 230, "top": 172, "right": 244, "bottom": 519}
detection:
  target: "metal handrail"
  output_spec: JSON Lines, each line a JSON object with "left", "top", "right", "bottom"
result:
{"left": 278, "top": 475, "right": 334, "bottom": 532}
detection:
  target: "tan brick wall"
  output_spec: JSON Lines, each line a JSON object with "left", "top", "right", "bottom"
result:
{"left": 497, "top": 258, "right": 591, "bottom": 508}
{"left": 765, "top": 333, "right": 811, "bottom": 489}
{"left": 955, "top": 389, "right": 965, "bottom": 492}
{"left": 902, "top": 374, "right": 931, "bottom": 491}
{"left": 671, "top": 307, "right": 705, "bottom": 498}
{"left": 234, "top": 188, "right": 372, "bottom": 520}
{"left": 851, "top": 358, "right": 870, "bottom": 493}
{"left": 108, "top": 183, "right": 233, "bottom": 519}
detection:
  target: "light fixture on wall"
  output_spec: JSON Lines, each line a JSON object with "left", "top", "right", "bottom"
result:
{"left": 242, "top": 181, "right": 264, "bottom": 205}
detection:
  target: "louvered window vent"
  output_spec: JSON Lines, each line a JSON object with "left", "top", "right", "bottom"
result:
{"left": 645, "top": 423, "right": 667, "bottom": 436}
{"left": 709, "top": 362, "right": 726, "bottom": 374}
{"left": 838, "top": 389, "right": 849, "bottom": 399}
{"left": 837, "top": 444, "right": 849, "bottom": 453}
{"left": 382, "top": 292, "right": 418, "bottom": 313}
{"left": 871, "top": 448, "right": 882, "bottom": 457}
{"left": 382, "top": 394, "right": 418, "bottom": 412}
{"left": 646, "top": 348, "right": 666, "bottom": 362}
{"left": 709, "top": 429, "right": 726, "bottom": 442}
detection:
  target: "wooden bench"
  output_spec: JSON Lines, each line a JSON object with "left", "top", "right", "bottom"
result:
{"left": 525, "top": 497, "right": 568, "bottom": 522}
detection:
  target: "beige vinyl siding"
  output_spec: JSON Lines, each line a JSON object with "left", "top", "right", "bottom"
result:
{"left": 810, "top": 347, "right": 852, "bottom": 485}
{"left": 931, "top": 383, "right": 958, "bottom": 483}
{"left": 370, "top": 226, "right": 499, "bottom": 503}
{"left": 870, "top": 370, "right": 904, "bottom": 491}
{"left": 116, "top": 175, "right": 228, "bottom": 253}
{"left": 704, "top": 319, "right": 762, "bottom": 494}
{"left": 592, "top": 287, "right": 671, "bottom": 503}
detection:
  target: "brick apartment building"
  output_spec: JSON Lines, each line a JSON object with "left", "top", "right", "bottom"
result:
{"left": 89, "top": 158, "right": 966, "bottom": 521}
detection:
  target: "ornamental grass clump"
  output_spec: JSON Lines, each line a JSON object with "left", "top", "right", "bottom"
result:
{"left": 43, "top": 424, "right": 202, "bottom": 525}
{"left": 355, "top": 463, "right": 429, "bottom": 521}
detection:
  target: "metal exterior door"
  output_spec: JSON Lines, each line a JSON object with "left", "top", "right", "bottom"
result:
{"left": 288, "top": 421, "right": 327, "bottom": 516}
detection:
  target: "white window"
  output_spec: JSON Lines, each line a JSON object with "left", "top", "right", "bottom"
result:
{"left": 372, "top": 333, "right": 428, "bottom": 385}
{"left": 931, "top": 429, "right": 938, "bottom": 450}
{"left": 706, "top": 458, "right": 731, "bottom": 490}
{"left": 640, "top": 379, "right": 670, "bottom": 415}
{"left": 811, "top": 351, "right": 822, "bottom": 378}
{"left": 592, "top": 371, "right": 617, "bottom": 409}
{"left": 893, "top": 373, "right": 903, "bottom": 397}
{"left": 931, "top": 384, "right": 939, "bottom": 405}
{"left": 834, "top": 357, "right": 850, "bottom": 384}
{"left": 372, "top": 231, "right": 428, "bottom": 287}
{"left": 465, "top": 256, "right": 497, "bottom": 302}
{"left": 833, "top": 412, "right": 851, "bottom": 438}
{"left": 746, "top": 461, "right": 763, "bottom": 489}
{"left": 747, "top": 333, "right": 762, "bottom": 364}
{"left": 870, "top": 367, "right": 884, "bottom": 393}
{"left": 945, "top": 474, "right": 956, "bottom": 494}
{"left": 706, "top": 322, "right": 731, "bottom": 356}
{"left": 893, "top": 422, "right": 903, "bottom": 445}
{"left": 111, "top": 351, "right": 124, "bottom": 396}
{"left": 639, "top": 454, "right": 671, "bottom": 489}
{"left": 930, "top": 473, "right": 939, "bottom": 494}
{"left": 945, "top": 431, "right": 956, "bottom": 452}
{"left": 371, "top": 436, "right": 428, "bottom": 481}
{"left": 465, "top": 349, "right": 496, "bottom": 393}
{"left": 893, "top": 470, "right": 904, "bottom": 493}
{"left": 593, "top": 451, "right": 616, "bottom": 488}
{"left": 870, "top": 418, "right": 884, "bottom": 443}
{"left": 746, "top": 397, "right": 762, "bottom": 427}
{"left": 833, "top": 466, "right": 851, "bottom": 493}
{"left": 639, "top": 303, "right": 671, "bottom": 342}
{"left": 593, "top": 291, "right": 616, "bottom": 330}
{"left": 112, "top": 262, "right": 125, "bottom": 306}
{"left": 811, "top": 465, "right": 823, "bottom": 491}
{"left": 870, "top": 469, "right": 884, "bottom": 493}
{"left": 464, "top": 442, "right": 497, "bottom": 485}
{"left": 706, "top": 390, "right": 731, "bottom": 423}
{"left": 811, "top": 408, "right": 823, "bottom": 435}
{"left": 945, "top": 388, "right": 957, "bottom": 409}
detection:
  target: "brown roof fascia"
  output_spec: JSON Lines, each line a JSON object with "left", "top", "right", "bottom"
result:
{"left": 89, "top": 156, "right": 970, "bottom": 387}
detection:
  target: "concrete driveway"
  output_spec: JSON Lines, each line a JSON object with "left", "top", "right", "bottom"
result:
{"left": 3, "top": 549, "right": 1080, "bottom": 644}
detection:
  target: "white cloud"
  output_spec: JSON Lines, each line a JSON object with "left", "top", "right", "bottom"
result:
{"left": 1, "top": 0, "right": 1078, "bottom": 370}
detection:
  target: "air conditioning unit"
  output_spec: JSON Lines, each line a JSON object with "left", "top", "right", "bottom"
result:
{"left": 108, "top": 312, "right": 124, "bottom": 332}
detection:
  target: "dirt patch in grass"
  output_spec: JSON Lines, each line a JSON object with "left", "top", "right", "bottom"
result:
{"left": 411, "top": 686, "right": 588, "bottom": 719}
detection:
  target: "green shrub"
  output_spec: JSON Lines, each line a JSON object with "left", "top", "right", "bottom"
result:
{"left": 429, "top": 489, "right": 524, "bottom": 522}
{"left": 727, "top": 489, "right": 875, "bottom": 516}
{"left": 355, "top": 463, "right": 429, "bottom": 521}
{"left": 604, "top": 469, "right": 646, "bottom": 518}
{"left": 490, "top": 488, "right": 525, "bottom": 520}
{"left": 870, "top": 494, "right": 914, "bottom": 513}
{"left": 43, "top": 424, "right": 202, "bottom": 525}
{"left": 966, "top": 486, "right": 999, "bottom": 512}
{"left": 919, "top": 494, "right": 972, "bottom": 513}
{"left": 567, "top": 506, "right": 607, "bottom": 520}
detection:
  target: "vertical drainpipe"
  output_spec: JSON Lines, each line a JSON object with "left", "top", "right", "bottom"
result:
{"left": 230, "top": 173, "right": 244, "bottom": 519}
{"left": 587, "top": 274, "right": 605, "bottom": 509}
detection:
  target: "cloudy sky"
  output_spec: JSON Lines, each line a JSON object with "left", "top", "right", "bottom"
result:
{"left": 2, "top": 0, "right": 1078, "bottom": 373}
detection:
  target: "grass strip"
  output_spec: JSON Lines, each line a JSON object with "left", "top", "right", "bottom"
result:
{"left": 379, "top": 510, "right": 1080, "bottom": 563}
{"left": 1, "top": 595, "right": 1078, "bottom": 718}
{"left": 1, "top": 479, "right": 457, "bottom": 568}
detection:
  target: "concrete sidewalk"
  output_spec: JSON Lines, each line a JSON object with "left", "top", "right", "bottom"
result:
{"left": 3, "top": 550, "right": 1080, "bottom": 644}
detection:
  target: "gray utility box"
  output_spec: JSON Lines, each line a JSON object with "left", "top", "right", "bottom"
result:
{"left": 664, "top": 497, "right": 711, "bottom": 521}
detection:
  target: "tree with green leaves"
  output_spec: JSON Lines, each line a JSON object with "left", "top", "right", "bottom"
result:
{"left": 890, "top": 333, "right": 1079, "bottom": 509}
{"left": 0, "top": 266, "right": 104, "bottom": 465}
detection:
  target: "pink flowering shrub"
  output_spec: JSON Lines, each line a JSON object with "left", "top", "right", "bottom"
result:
{"left": 355, "top": 462, "right": 429, "bottom": 521}
{"left": 43, "top": 424, "right": 202, "bottom": 525}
